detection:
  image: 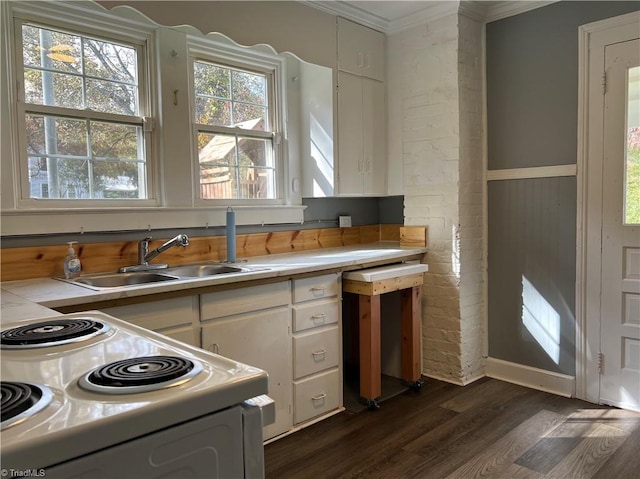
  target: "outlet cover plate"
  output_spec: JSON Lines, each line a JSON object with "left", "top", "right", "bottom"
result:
{"left": 339, "top": 216, "right": 352, "bottom": 228}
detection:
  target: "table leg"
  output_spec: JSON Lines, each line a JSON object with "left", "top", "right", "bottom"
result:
{"left": 359, "top": 294, "right": 381, "bottom": 402}
{"left": 401, "top": 286, "right": 421, "bottom": 383}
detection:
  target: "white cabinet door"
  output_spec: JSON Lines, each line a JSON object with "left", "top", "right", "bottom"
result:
{"left": 337, "top": 71, "right": 364, "bottom": 195}
{"left": 337, "top": 71, "right": 386, "bottom": 195}
{"left": 201, "top": 308, "right": 292, "bottom": 440}
{"left": 337, "top": 17, "right": 384, "bottom": 81}
{"left": 362, "top": 77, "right": 386, "bottom": 195}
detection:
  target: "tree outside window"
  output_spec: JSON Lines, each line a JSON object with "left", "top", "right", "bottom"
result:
{"left": 21, "top": 24, "right": 146, "bottom": 200}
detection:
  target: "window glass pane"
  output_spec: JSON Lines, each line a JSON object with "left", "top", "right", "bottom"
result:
{"left": 24, "top": 69, "right": 83, "bottom": 108}
{"left": 91, "top": 122, "right": 140, "bottom": 159}
{"left": 194, "top": 60, "right": 267, "bottom": 129}
{"left": 53, "top": 117, "right": 88, "bottom": 156}
{"left": 85, "top": 78, "right": 138, "bottom": 115}
{"left": 22, "top": 25, "right": 81, "bottom": 75}
{"left": 195, "top": 97, "right": 231, "bottom": 126}
{"left": 26, "top": 115, "right": 145, "bottom": 199}
{"left": 626, "top": 66, "right": 640, "bottom": 225}
{"left": 197, "top": 132, "right": 274, "bottom": 199}
{"left": 194, "top": 62, "right": 230, "bottom": 98}
{"left": 233, "top": 104, "right": 266, "bottom": 130}
{"left": 83, "top": 38, "right": 137, "bottom": 83}
{"left": 94, "top": 160, "right": 144, "bottom": 199}
{"left": 22, "top": 24, "right": 139, "bottom": 115}
{"left": 21, "top": 24, "right": 146, "bottom": 201}
{"left": 198, "top": 131, "right": 237, "bottom": 199}
{"left": 232, "top": 70, "right": 265, "bottom": 105}
{"left": 239, "top": 166, "right": 275, "bottom": 199}
{"left": 237, "top": 137, "right": 273, "bottom": 199}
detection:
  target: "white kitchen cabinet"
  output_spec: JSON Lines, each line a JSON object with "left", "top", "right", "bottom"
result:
{"left": 200, "top": 282, "right": 292, "bottom": 440}
{"left": 337, "top": 17, "right": 384, "bottom": 82}
{"left": 100, "top": 296, "right": 199, "bottom": 347}
{"left": 291, "top": 273, "right": 342, "bottom": 425}
{"left": 337, "top": 71, "right": 386, "bottom": 195}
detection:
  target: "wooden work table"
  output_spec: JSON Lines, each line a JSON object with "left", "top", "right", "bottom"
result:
{"left": 343, "top": 263, "right": 428, "bottom": 409}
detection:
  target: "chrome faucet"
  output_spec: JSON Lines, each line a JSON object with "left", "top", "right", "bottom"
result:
{"left": 119, "top": 234, "right": 189, "bottom": 273}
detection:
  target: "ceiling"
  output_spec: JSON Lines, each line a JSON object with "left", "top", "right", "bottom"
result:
{"left": 305, "top": 1, "right": 559, "bottom": 33}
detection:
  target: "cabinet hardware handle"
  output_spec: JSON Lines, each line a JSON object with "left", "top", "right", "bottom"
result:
{"left": 357, "top": 52, "right": 364, "bottom": 68}
{"left": 312, "top": 349, "right": 326, "bottom": 357}
{"left": 312, "top": 393, "right": 327, "bottom": 401}
{"left": 364, "top": 53, "right": 370, "bottom": 69}
{"left": 310, "top": 287, "right": 325, "bottom": 295}
{"left": 209, "top": 343, "right": 219, "bottom": 354}
{"left": 311, "top": 313, "right": 326, "bottom": 322}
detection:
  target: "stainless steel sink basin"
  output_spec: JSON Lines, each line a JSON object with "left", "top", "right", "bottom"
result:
{"left": 56, "top": 262, "right": 264, "bottom": 290}
{"left": 65, "top": 272, "right": 179, "bottom": 289}
{"left": 164, "top": 264, "right": 247, "bottom": 278}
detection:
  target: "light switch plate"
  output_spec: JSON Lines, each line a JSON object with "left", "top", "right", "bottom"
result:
{"left": 339, "top": 216, "right": 352, "bottom": 228}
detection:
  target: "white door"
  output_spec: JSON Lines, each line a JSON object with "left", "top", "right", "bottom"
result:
{"left": 599, "top": 38, "right": 640, "bottom": 411}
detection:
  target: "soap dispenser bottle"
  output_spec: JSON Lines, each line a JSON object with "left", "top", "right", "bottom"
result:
{"left": 64, "top": 241, "right": 82, "bottom": 279}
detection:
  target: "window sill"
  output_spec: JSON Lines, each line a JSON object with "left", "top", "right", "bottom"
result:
{"left": 0, "top": 205, "right": 306, "bottom": 236}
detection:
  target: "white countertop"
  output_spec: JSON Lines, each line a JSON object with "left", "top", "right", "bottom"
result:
{"left": 1, "top": 243, "right": 426, "bottom": 321}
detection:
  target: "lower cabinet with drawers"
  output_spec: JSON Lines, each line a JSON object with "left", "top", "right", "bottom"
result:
{"left": 101, "top": 272, "right": 344, "bottom": 441}
{"left": 291, "top": 274, "right": 342, "bottom": 425}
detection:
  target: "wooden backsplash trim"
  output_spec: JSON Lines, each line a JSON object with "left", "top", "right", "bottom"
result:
{"left": 0, "top": 224, "right": 424, "bottom": 282}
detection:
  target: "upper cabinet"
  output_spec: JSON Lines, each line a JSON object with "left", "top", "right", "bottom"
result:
{"left": 335, "top": 18, "right": 386, "bottom": 196}
{"left": 337, "top": 18, "right": 385, "bottom": 82}
{"left": 337, "top": 72, "right": 386, "bottom": 195}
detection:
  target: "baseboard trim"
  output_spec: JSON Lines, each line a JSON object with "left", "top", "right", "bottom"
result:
{"left": 485, "top": 357, "right": 575, "bottom": 398}
{"left": 422, "top": 371, "right": 484, "bottom": 387}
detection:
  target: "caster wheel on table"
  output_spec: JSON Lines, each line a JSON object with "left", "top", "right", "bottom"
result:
{"left": 408, "top": 380, "right": 423, "bottom": 393}
{"left": 366, "top": 399, "right": 380, "bottom": 410}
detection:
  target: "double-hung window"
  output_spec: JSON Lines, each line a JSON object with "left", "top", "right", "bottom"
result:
{"left": 191, "top": 53, "right": 281, "bottom": 202}
{"left": 16, "top": 20, "right": 150, "bottom": 203}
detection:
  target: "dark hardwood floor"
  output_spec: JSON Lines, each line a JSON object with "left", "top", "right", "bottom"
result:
{"left": 265, "top": 377, "right": 640, "bottom": 479}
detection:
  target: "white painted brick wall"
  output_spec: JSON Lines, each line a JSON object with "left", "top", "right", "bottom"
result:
{"left": 388, "top": 12, "right": 485, "bottom": 385}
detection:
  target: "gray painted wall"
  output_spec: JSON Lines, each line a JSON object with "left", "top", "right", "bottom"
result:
{"left": 488, "top": 178, "right": 576, "bottom": 374}
{"left": 486, "top": 1, "right": 639, "bottom": 375}
{"left": 487, "top": 1, "right": 639, "bottom": 170}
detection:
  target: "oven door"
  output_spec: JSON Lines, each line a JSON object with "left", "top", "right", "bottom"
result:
{"left": 44, "top": 405, "right": 246, "bottom": 479}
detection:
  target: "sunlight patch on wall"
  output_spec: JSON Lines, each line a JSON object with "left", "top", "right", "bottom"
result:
{"left": 522, "top": 275, "right": 560, "bottom": 364}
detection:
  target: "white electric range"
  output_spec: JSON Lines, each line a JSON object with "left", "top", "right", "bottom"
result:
{"left": 0, "top": 311, "right": 272, "bottom": 478}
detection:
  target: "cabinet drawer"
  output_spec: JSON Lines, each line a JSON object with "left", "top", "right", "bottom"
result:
{"left": 294, "top": 369, "right": 340, "bottom": 424}
{"left": 292, "top": 273, "right": 339, "bottom": 303}
{"left": 292, "top": 299, "right": 339, "bottom": 333}
{"left": 293, "top": 326, "right": 339, "bottom": 379}
{"left": 201, "top": 281, "right": 290, "bottom": 319}
{"left": 101, "top": 296, "right": 197, "bottom": 331}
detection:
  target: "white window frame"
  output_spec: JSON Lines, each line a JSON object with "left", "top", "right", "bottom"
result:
{"left": 188, "top": 37, "right": 287, "bottom": 206}
{"left": 7, "top": 1, "right": 158, "bottom": 209}
{"left": 0, "top": 1, "right": 305, "bottom": 236}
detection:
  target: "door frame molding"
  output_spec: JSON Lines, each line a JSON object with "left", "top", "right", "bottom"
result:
{"left": 576, "top": 11, "right": 640, "bottom": 404}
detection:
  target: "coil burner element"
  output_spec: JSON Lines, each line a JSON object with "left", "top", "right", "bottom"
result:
{"left": 1, "top": 381, "right": 53, "bottom": 430}
{"left": 78, "top": 355, "right": 203, "bottom": 394}
{"left": 1, "top": 318, "right": 110, "bottom": 349}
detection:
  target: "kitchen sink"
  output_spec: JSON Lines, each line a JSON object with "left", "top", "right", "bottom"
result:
{"left": 57, "top": 263, "right": 264, "bottom": 290}
{"left": 164, "top": 264, "right": 248, "bottom": 277}
{"left": 62, "top": 272, "right": 180, "bottom": 289}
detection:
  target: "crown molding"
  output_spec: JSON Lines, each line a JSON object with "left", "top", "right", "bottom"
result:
{"left": 485, "top": 1, "right": 560, "bottom": 23}
{"left": 301, "top": 1, "right": 561, "bottom": 33}
{"left": 300, "top": 1, "right": 390, "bottom": 32}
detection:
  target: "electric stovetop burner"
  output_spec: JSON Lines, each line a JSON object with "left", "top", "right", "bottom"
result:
{"left": 78, "top": 355, "right": 203, "bottom": 394}
{"left": 1, "top": 318, "right": 110, "bottom": 349}
{"left": 1, "top": 381, "right": 53, "bottom": 430}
